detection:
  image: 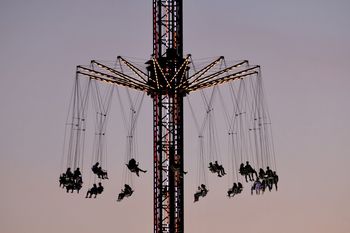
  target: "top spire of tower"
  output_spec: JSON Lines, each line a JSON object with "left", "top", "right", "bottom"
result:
{"left": 153, "top": 0, "right": 183, "bottom": 59}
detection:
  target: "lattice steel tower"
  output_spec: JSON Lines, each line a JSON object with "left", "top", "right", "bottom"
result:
{"left": 150, "top": 1, "right": 185, "bottom": 232}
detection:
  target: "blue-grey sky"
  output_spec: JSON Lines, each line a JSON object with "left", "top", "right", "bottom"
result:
{"left": 1, "top": 1, "right": 350, "bottom": 233}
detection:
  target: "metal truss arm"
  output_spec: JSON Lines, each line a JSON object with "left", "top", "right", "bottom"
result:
{"left": 189, "top": 60, "right": 249, "bottom": 86}
{"left": 187, "top": 70, "right": 259, "bottom": 93}
{"left": 187, "top": 56, "right": 224, "bottom": 85}
{"left": 76, "top": 66, "right": 150, "bottom": 92}
{"left": 169, "top": 55, "right": 190, "bottom": 84}
{"left": 153, "top": 57, "right": 169, "bottom": 88}
{"left": 117, "top": 56, "right": 149, "bottom": 83}
{"left": 90, "top": 60, "right": 151, "bottom": 88}
{"left": 192, "top": 65, "right": 259, "bottom": 87}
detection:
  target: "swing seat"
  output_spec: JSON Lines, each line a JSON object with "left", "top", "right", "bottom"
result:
{"left": 126, "top": 164, "right": 138, "bottom": 172}
{"left": 117, "top": 189, "right": 134, "bottom": 202}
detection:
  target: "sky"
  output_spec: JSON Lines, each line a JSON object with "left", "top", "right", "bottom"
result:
{"left": 1, "top": 0, "right": 350, "bottom": 233}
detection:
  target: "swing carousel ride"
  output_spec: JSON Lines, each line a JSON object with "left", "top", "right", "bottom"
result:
{"left": 58, "top": 1, "right": 279, "bottom": 232}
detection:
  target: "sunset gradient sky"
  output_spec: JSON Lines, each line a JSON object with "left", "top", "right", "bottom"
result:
{"left": 1, "top": 0, "right": 350, "bottom": 233}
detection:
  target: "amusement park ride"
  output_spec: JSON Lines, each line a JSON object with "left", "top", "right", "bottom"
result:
{"left": 59, "top": 1, "right": 278, "bottom": 233}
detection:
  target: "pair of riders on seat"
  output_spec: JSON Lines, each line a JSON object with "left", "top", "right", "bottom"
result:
{"left": 227, "top": 182, "right": 243, "bottom": 197}
{"left": 257, "top": 167, "right": 279, "bottom": 191}
{"left": 117, "top": 184, "right": 134, "bottom": 202}
{"left": 208, "top": 161, "right": 226, "bottom": 177}
{"left": 258, "top": 166, "right": 273, "bottom": 179}
{"left": 251, "top": 168, "right": 279, "bottom": 194}
{"left": 59, "top": 167, "right": 83, "bottom": 193}
{"left": 194, "top": 184, "right": 209, "bottom": 202}
{"left": 239, "top": 161, "right": 257, "bottom": 182}
{"left": 126, "top": 158, "right": 147, "bottom": 176}
{"left": 91, "top": 162, "right": 108, "bottom": 179}
{"left": 86, "top": 182, "right": 104, "bottom": 198}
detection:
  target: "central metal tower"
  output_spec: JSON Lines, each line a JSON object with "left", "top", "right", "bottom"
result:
{"left": 150, "top": 1, "right": 185, "bottom": 232}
